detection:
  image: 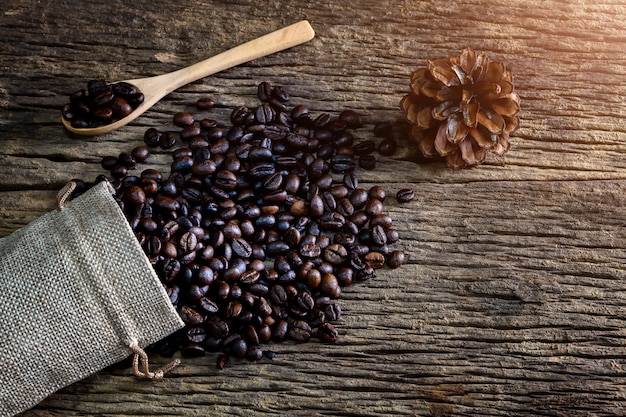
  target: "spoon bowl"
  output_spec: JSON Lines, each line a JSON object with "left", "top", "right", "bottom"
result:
{"left": 62, "top": 20, "right": 315, "bottom": 136}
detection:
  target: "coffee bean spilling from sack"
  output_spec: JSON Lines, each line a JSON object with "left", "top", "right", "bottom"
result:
{"left": 72, "top": 82, "right": 407, "bottom": 368}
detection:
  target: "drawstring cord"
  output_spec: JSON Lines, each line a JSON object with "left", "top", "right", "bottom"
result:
{"left": 56, "top": 181, "right": 76, "bottom": 209}
{"left": 129, "top": 339, "right": 181, "bottom": 380}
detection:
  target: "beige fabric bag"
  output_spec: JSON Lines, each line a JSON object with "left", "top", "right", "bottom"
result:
{"left": 0, "top": 181, "right": 185, "bottom": 417}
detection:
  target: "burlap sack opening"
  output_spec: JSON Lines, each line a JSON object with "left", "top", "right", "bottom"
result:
{"left": 0, "top": 181, "right": 185, "bottom": 417}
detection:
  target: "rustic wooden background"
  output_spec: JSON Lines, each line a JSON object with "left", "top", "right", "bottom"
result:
{"left": 2, "top": 0, "right": 626, "bottom": 416}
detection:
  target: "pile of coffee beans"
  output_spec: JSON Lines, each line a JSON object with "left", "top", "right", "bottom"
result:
{"left": 62, "top": 80, "right": 144, "bottom": 128}
{"left": 72, "top": 82, "right": 407, "bottom": 368}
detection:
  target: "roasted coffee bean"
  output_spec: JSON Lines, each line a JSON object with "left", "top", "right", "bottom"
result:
{"left": 262, "top": 189, "right": 287, "bottom": 205}
{"left": 317, "top": 322, "right": 339, "bottom": 343}
{"left": 240, "top": 269, "right": 260, "bottom": 285}
{"left": 283, "top": 226, "right": 301, "bottom": 247}
{"left": 365, "top": 251, "right": 385, "bottom": 269}
{"left": 196, "top": 96, "right": 215, "bottom": 110}
{"left": 334, "top": 232, "right": 356, "bottom": 248}
{"left": 181, "top": 125, "right": 202, "bottom": 141}
{"left": 296, "top": 291, "right": 315, "bottom": 311}
{"left": 353, "top": 140, "right": 376, "bottom": 155}
{"left": 256, "top": 296, "right": 272, "bottom": 316}
{"left": 320, "top": 273, "right": 341, "bottom": 298}
{"left": 368, "top": 186, "right": 386, "bottom": 202}
{"left": 336, "top": 198, "right": 354, "bottom": 217}
{"left": 365, "top": 198, "right": 384, "bottom": 216}
{"left": 179, "top": 306, "right": 204, "bottom": 326}
{"left": 188, "top": 284, "right": 208, "bottom": 301}
{"left": 369, "top": 214, "right": 393, "bottom": 228}
{"left": 101, "top": 155, "right": 118, "bottom": 170}
{"left": 373, "top": 121, "right": 393, "bottom": 138}
{"left": 257, "top": 81, "right": 273, "bottom": 102}
{"left": 323, "top": 243, "right": 348, "bottom": 265}
{"left": 338, "top": 109, "right": 362, "bottom": 128}
{"left": 161, "top": 258, "right": 181, "bottom": 282}
{"left": 171, "top": 156, "right": 194, "bottom": 173}
{"left": 231, "top": 105, "right": 250, "bottom": 125}
{"left": 214, "top": 170, "right": 237, "bottom": 190}
{"left": 264, "top": 239, "right": 289, "bottom": 256}
{"left": 371, "top": 225, "right": 388, "bottom": 246}
{"left": 179, "top": 231, "right": 198, "bottom": 253}
{"left": 335, "top": 266, "right": 353, "bottom": 286}
{"left": 143, "top": 128, "right": 161, "bottom": 147}
{"left": 386, "top": 228, "right": 400, "bottom": 244}
{"left": 299, "top": 243, "right": 321, "bottom": 258}
{"left": 396, "top": 188, "right": 415, "bottom": 203}
{"left": 272, "top": 319, "right": 288, "bottom": 342}
{"left": 255, "top": 103, "right": 275, "bottom": 124}
{"left": 232, "top": 237, "right": 253, "bottom": 258}
{"left": 330, "top": 155, "right": 356, "bottom": 173}
{"left": 122, "top": 185, "right": 146, "bottom": 205}
{"left": 288, "top": 321, "right": 312, "bottom": 343}
{"left": 387, "top": 250, "right": 406, "bottom": 269}
{"left": 377, "top": 137, "right": 398, "bottom": 156}
{"left": 333, "top": 131, "right": 353, "bottom": 148}
{"left": 206, "top": 316, "right": 230, "bottom": 339}
{"left": 349, "top": 188, "right": 369, "bottom": 209}
{"left": 321, "top": 191, "right": 336, "bottom": 212}
{"left": 180, "top": 343, "right": 206, "bottom": 357}
{"left": 319, "top": 212, "right": 345, "bottom": 231}
{"left": 173, "top": 112, "right": 195, "bottom": 127}
{"left": 186, "top": 326, "right": 207, "bottom": 344}
{"left": 269, "top": 284, "right": 288, "bottom": 305}
{"left": 225, "top": 300, "right": 243, "bottom": 319}
{"left": 111, "top": 97, "right": 133, "bottom": 118}
{"left": 272, "top": 85, "right": 289, "bottom": 102}
{"left": 305, "top": 268, "right": 322, "bottom": 290}
{"left": 359, "top": 154, "right": 377, "bottom": 170}
{"left": 130, "top": 145, "right": 150, "bottom": 163}
{"left": 324, "top": 303, "right": 342, "bottom": 321}
{"left": 109, "top": 82, "right": 135, "bottom": 97}
{"left": 248, "top": 163, "right": 275, "bottom": 178}
{"left": 188, "top": 135, "right": 208, "bottom": 150}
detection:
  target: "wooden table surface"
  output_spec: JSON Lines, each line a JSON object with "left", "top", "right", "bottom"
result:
{"left": 2, "top": 0, "right": 626, "bottom": 416}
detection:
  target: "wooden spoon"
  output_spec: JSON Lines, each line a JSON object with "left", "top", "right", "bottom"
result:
{"left": 62, "top": 20, "right": 315, "bottom": 136}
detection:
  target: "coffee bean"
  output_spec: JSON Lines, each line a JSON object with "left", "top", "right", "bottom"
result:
{"left": 179, "top": 231, "right": 198, "bottom": 253}
{"left": 377, "top": 137, "right": 398, "bottom": 156}
{"left": 323, "top": 244, "right": 348, "bottom": 265}
{"left": 320, "top": 273, "right": 341, "bottom": 298}
{"left": 373, "top": 122, "right": 393, "bottom": 138}
{"left": 324, "top": 303, "right": 342, "bottom": 321}
{"left": 387, "top": 250, "right": 406, "bottom": 269}
{"left": 206, "top": 316, "right": 230, "bottom": 339}
{"left": 396, "top": 188, "right": 415, "bottom": 203}
{"left": 173, "top": 112, "right": 195, "bottom": 127}
{"left": 288, "top": 321, "right": 311, "bottom": 343}
{"left": 353, "top": 140, "right": 376, "bottom": 155}
{"left": 359, "top": 154, "right": 377, "bottom": 170}
{"left": 179, "top": 306, "right": 204, "bottom": 326}
{"left": 317, "top": 322, "right": 339, "bottom": 343}
{"left": 338, "top": 109, "right": 362, "bottom": 128}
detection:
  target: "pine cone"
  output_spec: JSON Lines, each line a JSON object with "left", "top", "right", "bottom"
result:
{"left": 400, "top": 48, "right": 520, "bottom": 169}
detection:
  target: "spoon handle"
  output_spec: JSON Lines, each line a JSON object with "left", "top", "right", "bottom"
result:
{"left": 150, "top": 20, "right": 315, "bottom": 94}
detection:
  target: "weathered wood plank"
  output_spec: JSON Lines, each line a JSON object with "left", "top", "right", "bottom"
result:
{"left": 3, "top": 0, "right": 626, "bottom": 416}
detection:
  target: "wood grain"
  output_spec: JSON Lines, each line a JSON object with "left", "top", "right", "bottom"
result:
{"left": 2, "top": 0, "right": 626, "bottom": 416}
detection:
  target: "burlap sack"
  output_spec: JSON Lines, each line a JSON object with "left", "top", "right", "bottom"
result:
{"left": 0, "top": 181, "right": 185, "bottom": 417}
